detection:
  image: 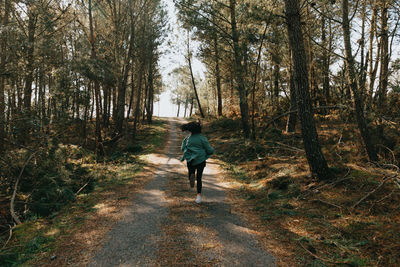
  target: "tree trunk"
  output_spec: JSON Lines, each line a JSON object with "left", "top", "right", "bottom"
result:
{"left": 142, "top": 69, "right": 148, "bottom": 122}
{"left": 115, "top": 14, "right": 135, "bottom": 134}
{"left": 187, "top": 31, "right": 204, "bottom": 118}
{"left": 176, "top": 101, "right": 180, "bottom": 117}
{"left": 82, "top": 82, "right": 89, "bottom": 144}
{"left": 0, "top": 0, "right": 10, "bottom": 151}
{"left": 286, "top": 51, "right": 297, "bottom": 133}
{"left": 214, "top": 34, "right": 223, "bottom": 117}
{"left": 89, "top": 0, "right": 103, "bottom": 158}
{"left": 23, "top": 4, "right": 37, "bottom": 142}
{"left": 284, "top": 0, "right": 331, "bottom": 180}
{"left": 184, "top": 98, "right": 188, "bottom": 118}
{"left": 90, "top": 84, "right": 94, "bottom": 121}
{"left": 103, "top": 86, "right": 109, "bottom": 126}
{"left": 190, "top": 97, "right": 194, "bottom": 117}
{"left": 146, "top": 52, "right": 154, "bottom": 123}
{"left": 127, "top": 70, "right": 135, "bottom": 120}
{"left": 39, "top": 68, "right": 46, "bottom": 127}
{"left": 359, "top": 0, "right": 367, "bottom": 97}
{"left": 133, "top": 63, "right": 144, "bottom": 139}
{"left": 112, "top": 86, "right": 117, "bottom": 123}
{"left": 367, "top": 2, "right": 378, "bottom": 110}
{"left": 377, "top": 0, "right": 389, "bottom": 137}
{"left": 229, "top": 0, "right": 250, "bottom": 138}
{"left": 251, "top": 23, "right": 268, "bottom": 139}
{"left": 273, "top": 62, "right": 280, "bottom": 109}
{"left": 321, "top": 11, "right": 330, "bottom": 104}
{"left": 341, "top": 0, "right": 378, "bottom": 162}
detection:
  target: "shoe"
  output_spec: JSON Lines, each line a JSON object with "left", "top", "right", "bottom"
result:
{"left": 189, "top": 173, "right": 195, "bottom": 188}
{"left": 195, "top": 194, "right": 201, "bottom": 204}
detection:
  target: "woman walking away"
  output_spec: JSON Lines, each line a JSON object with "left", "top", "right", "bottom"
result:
{"left": 180, "top": 121, "right": 214, "bottom": 204}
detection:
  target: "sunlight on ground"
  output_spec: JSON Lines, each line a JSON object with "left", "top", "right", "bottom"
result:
{"left": 94, "top": 203, "right": 116, "bottom": 216}
{"left": 45, "top": 228, "right": 60, "bottom": 237}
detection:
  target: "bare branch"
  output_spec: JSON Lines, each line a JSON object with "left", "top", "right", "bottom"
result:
{"left": 10, "top": 151, "right": 38, "bottom": 225}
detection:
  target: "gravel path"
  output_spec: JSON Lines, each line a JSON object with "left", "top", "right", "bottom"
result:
{"left": 89, "top": 118, "right": 276, "bottom": 266}
{"left": 88, "top": 119, "right": 176, "bottom": 266}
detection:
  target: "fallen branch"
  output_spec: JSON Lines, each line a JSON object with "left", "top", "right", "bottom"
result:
{"left": 102, "top": 133, "right": 123, "bottom": 145}
{"left": 375, "top": 163, "right": 400, "bottom": 189}
{"left": 312, "top": 199, "right": 344, "bottom": 212}
{"left": 264, "top": 105, "right": 351, "bottom": 128}
{"left": 394, "top": 177, "right": 400, "bottom": 189}
{"left": 275, "top": 141, "right": 303, "bottom": 152}
{"left": 299, "top": 241, "right": 347, "bottom": 264}
{"left": 75, "top": 179, "right": 92, "bottom": 195}
{"left": 368, "top": 188, "right": 397, "bottom": 214}
{"left": 268, "top": 146, "right": 303, "bottom": 153}
{"left": 299, "top": 168, "right": 351, "bottom": 199}
{"left": 376, "top": 144, "right": 398, "bottom": 165}
{"left": 264, "top": 141, "right": 304, "bottom": 153}
{"left": 1, "top": 224, "right": 14, "bottom": 250}
{"left": 351, "top": 176, "right": 392, "bottom": 209}
{"left": 10, "top": 151, "right": 38, "bottom": 225}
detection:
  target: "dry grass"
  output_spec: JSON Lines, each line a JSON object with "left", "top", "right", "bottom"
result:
{"left": 31, "top": 164, "right": 156, "bottom": 266}
{"left": 1, "top": 119, "right": 170, "bottom": 266}
{"left": 205, "top": 116, "right": 400, "bottom": 266}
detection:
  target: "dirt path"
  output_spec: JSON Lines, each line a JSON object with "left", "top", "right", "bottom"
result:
{"left": 89, "top": 118, "right": 275, "bottom": 266}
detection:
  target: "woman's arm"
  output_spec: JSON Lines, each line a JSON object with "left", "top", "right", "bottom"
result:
{"left": 181, "top": 136, "right": 188, "bottom": 151}
{"left": 201, "top": 136, "right": 215, "bottom": 155}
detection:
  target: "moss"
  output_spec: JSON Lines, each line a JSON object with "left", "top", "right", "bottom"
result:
{"left": 0, "top": 223, "right": 55, "bottom": 266}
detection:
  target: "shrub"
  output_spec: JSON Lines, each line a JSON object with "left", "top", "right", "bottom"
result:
{"left": 1, "top": 144, "right": 94, "bottom": 219}
{"left": 209, "top": 117, "right": 241, "bottom": 131}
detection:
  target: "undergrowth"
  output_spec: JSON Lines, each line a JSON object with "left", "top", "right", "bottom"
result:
{"left": 0, "top": 119, "right": 167, "bottom": 266}
{"left": 206, "top": 116, "right": 400, "bottom": 266}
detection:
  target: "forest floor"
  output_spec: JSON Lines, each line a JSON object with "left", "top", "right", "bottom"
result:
{"left": 2, "top": 116, "right": 399, "bottom": 266}
{"left": 11, "top": 117, "right": 276, "bottom": 266}
{"left": 203, "top": 115, "right": 400, "bottom": 266}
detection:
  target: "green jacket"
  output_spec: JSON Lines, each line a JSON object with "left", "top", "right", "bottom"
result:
{"left": 181, "top": 133, "right": 215, "bottom": 166}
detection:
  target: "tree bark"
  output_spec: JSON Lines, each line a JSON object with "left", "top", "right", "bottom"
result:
{"left": 133, "top": 62, "right": 144, "bottom": 139}
{"left": 251, "top": 23, "right": 268, "bottom": 139}
{"left": 367, "top": 2, "right": 378, "bottom": 110}
{"left": 341, "top": 0, "right": 378, "bottom": 162}
{"left": 284, "top": 0, "right": 331, "bottom": 180}
{"left": 176, "top": 100, "right": 180, "bottom": 117}
{"left": 190, "top": 97, "right": 194, "bottom": 116}
{"left": 0, "top": 0, "right": 10, "bottom": 151}
{"left": 146, "top": 51, "right": 154, "bottom": 123}
{"left": 229, "top": 0, "right": 250, "bottom": 138}
{"left": 116, "top": 13, "right": 135, "bottom": 134}
{"left": 214, "top": 34, "right": 223, "bottom": 117}
{"left": 127, "top": 70, "right": 135, "bottom": 120}
{"left": 273, "top": 62, "right": 280, "bottom": 109}
{"left": 89, "top": 0, "right": 104, "bottom": 157}
{"left": 23, "top": 3, "right": 37, "bottom": 142}
{"left": 377, "top": 0, "right": 389, "bottom": 137}
{"left": 184, "top": 98, "right": 188, "bottom": 118}
{"left": 103, "top": 86, "right": 109, "bottom": 126}
{"left": 187, "top": 31, "right": 204, "bottom": 118}
{"left": 286, "top": 50, "right": 297, "bottom": 133}
{"left": 321, "top": 10, "right": 330, "bottom": 104}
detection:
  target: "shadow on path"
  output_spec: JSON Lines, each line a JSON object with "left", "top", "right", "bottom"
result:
{"left": 89, "top": 118, "right": 276, "bottom": 266}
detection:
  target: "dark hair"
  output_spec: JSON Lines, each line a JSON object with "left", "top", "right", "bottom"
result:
{"left": 181, "top": 121, "right": 202, "bottom": 134}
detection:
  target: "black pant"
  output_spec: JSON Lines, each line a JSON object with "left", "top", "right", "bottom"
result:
{"left": 187, "top": 161, "right": 206, "bottom": 193}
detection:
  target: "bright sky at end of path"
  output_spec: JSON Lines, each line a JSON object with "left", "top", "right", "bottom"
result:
{"left": 154, "top": 0, "right": 206, "bottom": 117}
{"left": 154, "top": 91, "right": 176, "bottom": 117}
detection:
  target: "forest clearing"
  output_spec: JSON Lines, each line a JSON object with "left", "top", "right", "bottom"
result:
{"left": 1, "top": 0, "right": 400, "bottom": 266}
